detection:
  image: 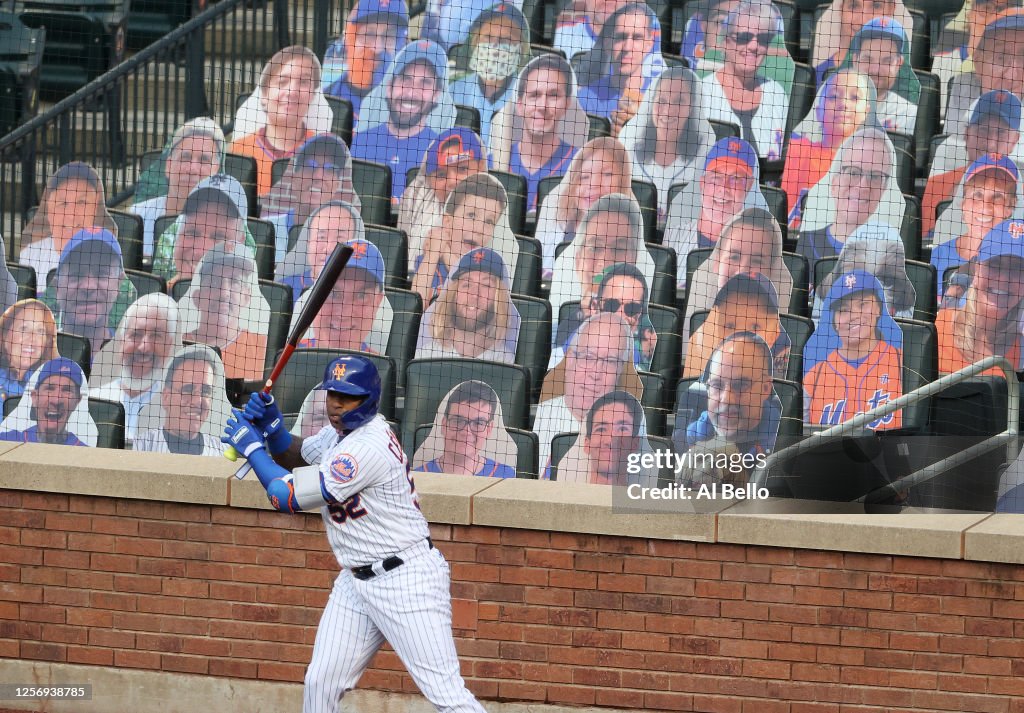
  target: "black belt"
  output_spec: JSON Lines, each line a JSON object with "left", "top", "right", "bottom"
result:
{"left": 351, "top": 538, "right": 433, "bottom": 581}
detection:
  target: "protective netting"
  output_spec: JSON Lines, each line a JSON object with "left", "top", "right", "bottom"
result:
{"left": 4, "top": 0, "right": 1024, "bottom": 512}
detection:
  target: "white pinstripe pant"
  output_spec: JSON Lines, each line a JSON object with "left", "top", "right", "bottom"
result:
{"left": 303, "top": 544, "right": 487, "bottom": 713}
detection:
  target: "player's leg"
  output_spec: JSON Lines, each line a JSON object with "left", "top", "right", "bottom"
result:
{"left": 360, "top": 548, "right": 487, "bottom": 713}
{"left": 303, "top": 571, "right": 385, "bottom": 713}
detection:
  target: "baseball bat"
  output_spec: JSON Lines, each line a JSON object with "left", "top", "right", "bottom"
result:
{"left": 225, "top": 243, "right": 355, "bottom": 462}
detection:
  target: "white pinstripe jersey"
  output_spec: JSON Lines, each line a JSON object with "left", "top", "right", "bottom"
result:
{"left": 302, "top": 415, "right": 429, "bottom": 569}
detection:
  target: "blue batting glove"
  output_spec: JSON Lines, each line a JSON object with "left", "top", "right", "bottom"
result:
{"left": 242, "top": 392, "right": 292, "bottom": 455}
{"left": 243, "top": 392, "right": 282, "bottom": 431}
{"left": 222, "top": 410, "right": 266, "bottom": 459}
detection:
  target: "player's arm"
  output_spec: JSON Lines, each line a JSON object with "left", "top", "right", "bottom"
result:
{"left": 223, "top": 410, "right": 334, "bottom": 514}
{"left": 242, "top": 391, "right": 308, "bottom": 469}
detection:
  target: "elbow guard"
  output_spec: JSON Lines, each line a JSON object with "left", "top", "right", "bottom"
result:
{"left": 266, "top": 476, "right": 301, "bottom": 514}
{"left": 248, "top": 448, "right": 301, "bottom": 513}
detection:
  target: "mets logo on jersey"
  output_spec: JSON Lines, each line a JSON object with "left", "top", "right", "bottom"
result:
{"left": 330, "top": 453, "right": 359, "bottom": 483}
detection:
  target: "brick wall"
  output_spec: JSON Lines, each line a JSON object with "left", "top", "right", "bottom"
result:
{"left": 3, "top": 489, "right": 1024, "bottom": 712}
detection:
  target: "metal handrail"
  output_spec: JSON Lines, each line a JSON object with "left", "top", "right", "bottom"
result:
{"left": 0, "top": 0, "right": 242, "bottom": 149}
{"left": 753, "top": 356, "right": 1020, "bottom": 499}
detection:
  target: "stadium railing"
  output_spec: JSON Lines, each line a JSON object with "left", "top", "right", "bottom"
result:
{"left": 0, "top": 0, "right": 352, "bottom": 260}
{"left": 756, "top": 355, "right": 1020, "bottom": 506}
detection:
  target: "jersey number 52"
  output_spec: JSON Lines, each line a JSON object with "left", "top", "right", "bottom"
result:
{"left": 328, "top": 494, "right": 367, "bottom": 524}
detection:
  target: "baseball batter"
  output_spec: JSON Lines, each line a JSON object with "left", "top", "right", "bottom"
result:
{"left": 223, "top": 355, "right": 487, "bottom": 713}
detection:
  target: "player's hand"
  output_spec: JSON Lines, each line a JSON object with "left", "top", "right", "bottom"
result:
{"left": 222, "top": 410, "right": 266, "bottom": 459}
{"left": 243, "top": 392, "right": 283, "bottom": 434}
{"left": 244, "top": 392, "right": 293, "bottom": 455}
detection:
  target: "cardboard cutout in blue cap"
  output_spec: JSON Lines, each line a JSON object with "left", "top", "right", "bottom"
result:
{"left": 416, "top": 247, "right": 521, "bottom": 363}
{"left": 665, "top": 136, "right": 769, "bottom": 288}
{"left": 44, "top": 228, "right": 136, "bottom": 362}
{"left": 804, "top": 270, "right": 904, "bottom": 430}
{"left": 294, "top": 238, "right": 394, "bottom": 354}
{"left": 0, "top": 356, "right": 97, "bottom": 446}
{"left": 842, "top": 17, "right": 920, "bottom": 135}
{"left": 351, "top": 40, "right": 457, "bottom": 203}
{"left": 322, "top": 0, "right": 410, "bottom": 119}
{"left": 930, "top": 152, "right": 1023, "bottom": 298}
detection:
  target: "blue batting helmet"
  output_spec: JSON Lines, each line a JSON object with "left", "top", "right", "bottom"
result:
{"left": 323, "top": 355, "right": 381, "bottom": 430}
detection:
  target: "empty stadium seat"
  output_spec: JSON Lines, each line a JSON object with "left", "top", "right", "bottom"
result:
{"left": 8, "top": 262, "right": 36, "bottom": 299}
{"left": 898, "top": 317, "right": 938, "bottom": 431}
{"left": 548, "top": 431, "right": 578, "bottom": 481}
{"left": 325, "top": 96, "right": 354, "bottom": 146}
{"left": 901, "top": 194, "right": 923, "bottom": 261}
{"left": 887, "top": 132, "right": 916, "bottom": 195}
{"left": 914, "top": 70, "right": 941, "bottom": 177}
{"left": 259, "top": 279, "right": 293, "bottom": 371}
{"left": 0, "top": 12, "right": 44, "bottom": 135}
{"left": 402, "top": 358, "right": 531, "bottom": 449}
{"left": 86, "top": 396, "right": 126, "bottom": 449}
{"left": 640, "top": 243, "right": 674, "bottom": 308}
{"left": 512, "top": 235, "right": 542, "bottom": 298}
{"left": 639, "top": 370, "right": 668, "bottom": 436}
{"left": 125, "top": 0, "right": 194, "bottom": 50}
{"left": 454, "top": 104, "right": 482, "bottom": 134}
{"left": 761, "top": 185, "right": 789, "bottom": 243}
{"left": 782, "top": 252, "right": 810, "bottom": 317}
{"left": 631, "top": 179, "right": 658, "bottom": 243}
{"left": 490, "top": 169, "right": 529, "bottom": 235}
{"left": 709, "top": 119, "right": 741, "bottom": 141}
{"left": 124, "top": 268, "right": 165, "bottom": 297}
{"left": 19, "top": 0, "right": 129, "bottom": 97}
{"left": 364, "top": 224, "right": 410, "bottom": 287}
{"left": 511, "top": 294, "right": 552, "bottom": 398}
{"left": 917, "top": 376, "right": 1010, "bottom": 510}
{"left": 587, "top": 113, "right": 611, "bottom": 139}
{"left": 352, "top": 159, "right": 394, "bottom": 227}
{"left": 648, "top": 303, "right": 682, "bottom": 389}
{"left": 56, "top": 331, "right": 91, "bottom": 378}
{"left": 784, "top": 62, "right": 816, "bottom": 141}
{"left": 110, "top": 209, "right": 144, "bottom": 271}
{"left": 384, "top": 287, "right": 422, "bottom": 388}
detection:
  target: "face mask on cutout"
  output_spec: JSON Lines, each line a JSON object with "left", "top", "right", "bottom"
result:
{"left": 470, "top": 43, "right": 521, "bottom": 82}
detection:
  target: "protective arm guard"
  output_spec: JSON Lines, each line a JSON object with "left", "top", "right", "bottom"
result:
{"left": 248, "top": 448, "right": 302, "bottom": 514}
{"left": 250, "top": 449, "right": 330, "bottom": 514}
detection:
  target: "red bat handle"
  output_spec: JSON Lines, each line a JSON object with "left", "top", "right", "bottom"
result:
{"left": 225, "top": 344, "right": 297, "bottom": 461}
{"left": 263, "top": 343, "right": 296, "bottom": 394}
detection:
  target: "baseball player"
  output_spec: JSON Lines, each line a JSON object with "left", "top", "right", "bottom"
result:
{"left": 222, "top": 354, "right": 487, "bottom": 713}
